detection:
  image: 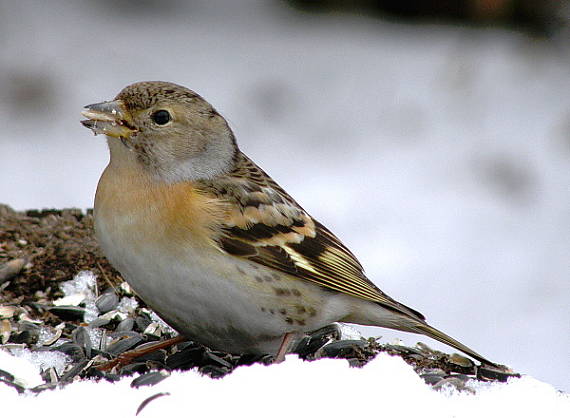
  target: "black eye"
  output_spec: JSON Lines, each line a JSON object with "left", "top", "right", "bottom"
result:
{"left": 151, "top": 110, "right": 171, "bottom": 125}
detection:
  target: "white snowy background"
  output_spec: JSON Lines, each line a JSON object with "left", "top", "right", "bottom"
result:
{"left": 0, "top": 0, "right": 568, "bottom": 413}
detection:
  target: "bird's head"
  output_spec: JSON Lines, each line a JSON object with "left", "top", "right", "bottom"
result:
{"left": 81, "top": 81, "right": 237, "bottom": 183}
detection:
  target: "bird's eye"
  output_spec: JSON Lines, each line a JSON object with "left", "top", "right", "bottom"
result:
{"left": 151, "top": 110, "right": 171, "bottom": 125}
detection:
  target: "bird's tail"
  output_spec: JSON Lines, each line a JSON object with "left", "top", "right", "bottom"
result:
{"left": 408, "top": 321, "right": 496, "bottom": 366}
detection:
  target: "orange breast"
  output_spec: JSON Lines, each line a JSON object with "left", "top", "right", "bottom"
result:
{"left": 94, "top": 162, "right": 228, "bottom": 252}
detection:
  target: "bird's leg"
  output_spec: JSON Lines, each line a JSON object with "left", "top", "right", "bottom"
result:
{"left": 274, "top": 332, "right": 295, "bottom": 363}
{"left": 97, "top": 335, "right": 187, "bottom": 371}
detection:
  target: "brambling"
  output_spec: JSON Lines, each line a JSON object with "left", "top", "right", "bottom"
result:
{"left": 81, "top": 81, "right": 494, "bottom": 365}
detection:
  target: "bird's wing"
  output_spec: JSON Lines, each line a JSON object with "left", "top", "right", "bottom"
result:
{"left": 198, "top": 153, "right": 425, "bottom": 321}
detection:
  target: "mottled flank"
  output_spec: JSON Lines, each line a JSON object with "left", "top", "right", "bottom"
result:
{"left": 274, "top": 288, "right": 291, "bottom": 296}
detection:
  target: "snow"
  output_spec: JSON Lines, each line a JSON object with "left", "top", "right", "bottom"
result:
{"left": 0, "top": 349, "right": 67, "bottom": 389}
{"left": 59, "top": 271, "right": 97, "bottom": 298}
{"left": 0, "top": 349, "right": 44, "bottom": 388}
{"left": 1, "top": 350, "right": 568, "bottom": 418}
{"left": 0, "top": 0, "right": 568, "bottom": 399}
{"left": 58, "top": 271, "right": 99, "bottom": 323}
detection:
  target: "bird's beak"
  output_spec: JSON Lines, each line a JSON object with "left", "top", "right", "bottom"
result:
{"left": 80, "top": 100, "right": 137, "bottom": 139}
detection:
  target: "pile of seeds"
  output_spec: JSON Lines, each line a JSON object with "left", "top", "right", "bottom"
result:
{"left": 0, "top": 205, "right": 518, "bottom": 394}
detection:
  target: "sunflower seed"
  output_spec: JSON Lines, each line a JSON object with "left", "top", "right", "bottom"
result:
{"left": 52, "top": 342, "right": 85, "bottom": 362}
{"left": 420, "top": 373, "right": 445, "bottom": 385}
{"left": 450, "top": 373, "right": 471, "bottom": 382}
{"left": 0, "top": 258, "right": 26, "bottom": 284}
{"left": 10, "top": 329, "right": 36, "bottom": 345}
{"left": 135, "top": 316, "right": 152, "bottom": 333}
{"left": 95, "top": 291, "right": 119, "bottom": 314}
{"left": 60, "top": 359, "right": 90, "bottom": 382}
{"left": 294, "top": 324, "right": 341, "bottom": 358}
{"left": 109, "top": 330, "right": 142, "bottom": 339}
{"left": 416, "top": 342, "right": 438, "bottom": 355}
{"left": 136, "top": 392, "right": 170, "bottom": 416}
{"left": 30, "top": 382, "right": 60, "bottom": 393}
{"left": 320, "top": 339, "right": 367, "bottom": 358}
{"left": 40, "top": 324, "right": 64, "bottom": 346}
{"left": 134, "top": 347, "right": 167, "bottom": 364}
{"left": 0, "top": 368, "right": 15, "bottom": 382}
{"left": 47, "top": 306, "right": 85, "bottom": 321}
{"left": 165, "top": 345, "right": 203, "bottom": 370}
{"left": 120, "top": 362, "right": 149, "bottom": 375}
{"left": 203, "top": 351, "right": 233, "bottom": 369}
{"left": 41, "top": 367, "right": 59, "bottom": 384}
{"left": 385, "top": 344, "right": 425, "bottom": 356}
{"left": 130, "top": 370, "right": 170, "bottom": 388}
{"left": 433, "top": 376, "right": 470, "bottom": 392}
{"left": 88, "top": 317, "right": 111, "bottom": 328}
{"left": 0, "top": 305, "right": 17, "bottom": 319}
{"left": 1, "top": 379, "right": 25, "bottom": 394}
{"left": 53, "top": 293, "right": 87, "bottom": 307}
{"left": 0, "top": 319, "right": 11, "bottom": 344}
{"left": 106, "top": 335, "right": 144, "bottom": 356}
{"left": 477, "top": 365, "right": 520, "bottom": 382}
{"left": 98, "top": 309, "right": 127, "bottom": 322}
{"left": 143, "top": 322, "right": 162, "bottom": 337}
{"left": 72, "top": 326, "right": 92, "bottom": 358}
{"left": 448, "top": 353, "right": 474, "bottom": 368}
{"left": 116, "top": 317, "right": 135, "bottom": 332}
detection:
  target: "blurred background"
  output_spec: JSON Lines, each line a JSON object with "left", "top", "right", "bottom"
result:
{"left": 0, "top": 0, "right": 568, "bottom": 391}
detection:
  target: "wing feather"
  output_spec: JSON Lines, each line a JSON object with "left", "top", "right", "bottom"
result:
{"left": 198, "top": 153, "right": 425, "bottom": 321}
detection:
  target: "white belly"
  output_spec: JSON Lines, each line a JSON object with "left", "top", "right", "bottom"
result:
{"left": 95, "top": 213, "right": 353, "bottom": 354}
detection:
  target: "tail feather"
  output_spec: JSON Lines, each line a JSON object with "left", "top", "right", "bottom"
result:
{"left": 348, "top": 298, "right": 497, "bottom": 366}
{"left": 411, "top": 322, "right": 496, "bottom": 366}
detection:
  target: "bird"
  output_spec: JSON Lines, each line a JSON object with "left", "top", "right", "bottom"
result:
{"left": 81, "top": 81, "right": 495, "bottom": 365}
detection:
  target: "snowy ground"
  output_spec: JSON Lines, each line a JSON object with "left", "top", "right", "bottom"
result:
{"left": 1, "top": 348, "right": 568, "bottom": 418}
{"left": 0, "top": 0, "right": 568, "bottom": 396}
